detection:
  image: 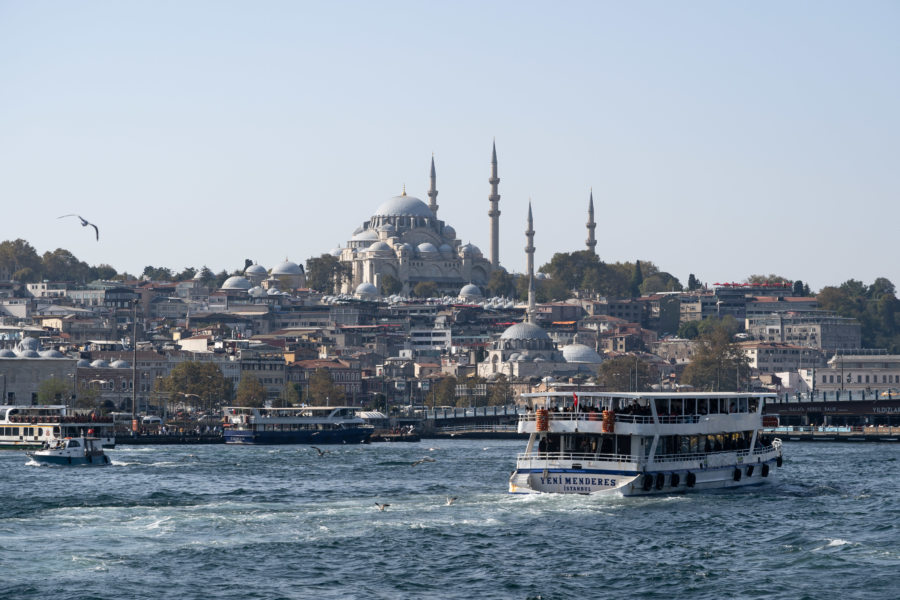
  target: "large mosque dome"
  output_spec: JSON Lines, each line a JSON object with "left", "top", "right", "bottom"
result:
{"left": 271, "top": 260, "right": 303, "bottom": 276}
{"left": 500, "top": 322, "right": 551, "bottom": 342}
{"left": 373, "top": 195, "right": 433, "bottom": 218}
{"left": 222, "top": 276, "right": 252, "bottom": 290}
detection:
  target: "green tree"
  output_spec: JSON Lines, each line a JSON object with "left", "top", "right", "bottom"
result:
{"left": 37, "top": 378, "right": 71, "bottom": 404}
{"left": 89, "top": 263, "right": 118, "bottom": 280}
{"left": 677, "top": 320, "right": 701, "bottom": 339}
{"left": 681, "top": 327, "right": 750, "bottom": 391}
{"left": 235, "top": 375, "right": 267, "bottom": 408}
{"left": 487, "top": 374, "right": 511, "bottom": 406}
{"left": 433, "top": 376, "right": 458, "bottom": 406}
{"left": 305, "top": 254, "right": 350, "bottom": 292}
{"left": 629, "top": 260, "right": 644, "bottom": 297}
{"left": 74, "top": 386, "right": 100, "bottom": 410}
{"left": 0, "top": 239, "right": 42, "bottom": 281}
{"left": 142, "top": 265, "right": 173, "bottom": 281}
{"left": 746, "top": 274, "right": 791, "bottom": 285}
{"left": 279, "top": 382, "right": 300, "bottom": 407}
{"left": 380, "top": 273, "right": 402, "bottom": 295}
{"left": 596, "top": 355, "right": 654, "bottom": 392}
{"left": 160, "top": 361, "right": 232, "bottom": 411}
{"left": 174, "top": 267, "right": 197, "bottom": 281}
{"left": 308, "top": 368, "right": 344, "bottom": 405}
{"left": 640, "top": 271, "right": 683, "bottom": 294}
{"left": 42, "top": 248, "right": 91, "bottom": 282}
{"left": 687, "top": 273, "right": 700, "bottom": 291}
{"left": 485, "top": 269, "right": 515, "bottom": 298}
{"left": 412, "top": 281, "right": 438, "bottom": 298}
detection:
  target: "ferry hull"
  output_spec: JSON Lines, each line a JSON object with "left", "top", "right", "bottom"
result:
{"left": 509, "top": 457, "right": 781, "bottom": 496}
{"left": 224, "top": 428, "right": 372, "bottom": 445}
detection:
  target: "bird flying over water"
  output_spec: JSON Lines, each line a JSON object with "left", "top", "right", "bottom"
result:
{"left": 412, "top": 457, "right": 436, "bottom": 467}
{"left": 375, "top": 503, "right": 390, "bottom": 511}
{"left": 311, "top": 446, "right": 329, "bottom": 457}
{"left": 58, "top": 214, "right": 99, "bottom": 240}
{"left": 445, "top": 496, "right": 458, "bottom": 506}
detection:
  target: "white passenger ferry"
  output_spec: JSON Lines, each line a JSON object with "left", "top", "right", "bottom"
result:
{"left": 509, "top": 392, "right": 783, "bottom": 495}
{"left": 0, "top": 405, "right": 116, "bottom": 450}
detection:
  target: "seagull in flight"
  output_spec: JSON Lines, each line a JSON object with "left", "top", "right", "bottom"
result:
{"left": 445, "top": 496, "right": 458, "bottom": 506}
{"left": 58, "top": 214, "right": 99, "bottom": 240}
{"left": 412, "top": 457, "right": 436, "bottom": 467}
{"left": 375, "top": 503, "right": 390, "bottom": 511}
{"left": 311, "top": 446, "right": 329, "bottom": 457}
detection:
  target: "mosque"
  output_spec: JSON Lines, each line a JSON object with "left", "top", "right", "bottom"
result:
{"left": 327, "top": 141, "right": 599, "bottom": 299}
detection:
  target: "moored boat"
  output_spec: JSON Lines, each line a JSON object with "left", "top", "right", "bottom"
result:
{"left": 0, "top": 405, "right": 116, "bottom": 450}
{"left": 26, "top": 436, "right": 110, "bottom": 466}
{"left": 223, "top": 406, "right": 373, "bottom": 445}
{"left": 509, "top": 392, "right": 783, "bottom": 496}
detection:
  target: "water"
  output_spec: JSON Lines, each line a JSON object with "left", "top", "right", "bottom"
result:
{"left": 2, "top": 440, "right": 898, "bottom": 599}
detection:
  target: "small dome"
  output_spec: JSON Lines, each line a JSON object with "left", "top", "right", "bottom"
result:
{"left": 439, "top": 243, "right": 454, "bottom": 254}
{"left": 443, "top": 226, "right": 456, "bottom": 240}
{"left": 90, "top": 359, "right": 109, "bottom": 368}
{"left": 460, "top": 243, "right": 482, "bottom": 257}
{"left": 110, "top": 359, "right": 131, "bottom": 369}
{"left": 417, "top": 242, "right": 438, "bottom": 254}
{"left": 267, "top": 288, "right": 282, "bottom": 296}
{"left": 397, "top": 242, "right": 415, "bottom": 255}
{"left": 367, "top": 241, "right": 393, "bottom": 253}
{"left": 330, "top": 247, "right": 343, "bottom": 257}
{"left": 352, "top": 229, "right": 379, "bottom": 242}
{"left": 373, "top": 195, "right": 432, "bottom": 218}
{"left": 536, "top": 272, "right": 549, "bottom": 280}
{"left": 271, "top": 260, "right": 303, "bottom": 276}
{"left": 76, "top": 358, "right": 91, "bottom": 367}
{"left": 459, "top": 284, "right": 482, "bottom": 299}
{"left": 248, "top": 286, "right": 266, "bottom": 298}
{"left": 39, "top": 349, "right": 66, "bottom": 358}
{"left": 378, "top": 223, "right": 396, "bottom": 233}
{"left": 244, "top": 264, "right": 267, "bottom": 276}
{"left": 0, "top": 349, "right": 16, "bottom": 358}
{"left": 500, "top": 322, "right": 551, "bottom": 341}
{"left": 562, "top": 343, "right": 603, "bottom": 364}
{"left": 222, "top": 276, "right": 252, "bottom": 290}
{"left": 18, "top": 349, "right": 40, "bottom": 358}
{"left": 508, "top": 352, "right": 521, "bottom": 362}
{"left": 355, "top": 282, "right": 379, "bottom": 297}
{"left": 192, "top": 270, "right": 204, "bottom": 280}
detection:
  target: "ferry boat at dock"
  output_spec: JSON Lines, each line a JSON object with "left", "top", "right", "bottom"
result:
{"left": 0, "top": 405, "right": 116, "bottom": 450}
{"left": 509, "top": 392, "right": 783, "bottom": 496}
{"left": 26, "top": 436, "right": 110, "bottom": 466}
{"left": 223, "top": 406, "right": 374, "bottom": 445}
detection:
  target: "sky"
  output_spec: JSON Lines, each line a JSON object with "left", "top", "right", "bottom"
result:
{"left": 1, "top": 1, "right": 898, "bottom": 292}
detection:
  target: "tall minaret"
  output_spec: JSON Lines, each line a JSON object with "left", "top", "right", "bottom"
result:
{"left": 427, "top": 155, "right": 438, "bottom": 217}
{"left": 526, "top": 201, "right": 536, "bottom": 323}
{"left": 488, "top": 140, "right": 501, "bottom": 267}
{"left": 586, "top": 189, "right": 597, "bottom": 255}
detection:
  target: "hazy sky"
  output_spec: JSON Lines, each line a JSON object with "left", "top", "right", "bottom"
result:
{"left": 2, "top": 1, "right": 898, "bottom": 292}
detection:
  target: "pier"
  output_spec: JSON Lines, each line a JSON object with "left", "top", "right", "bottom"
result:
{"left": 766, "top": 426, "right": 900, "bottom": 442}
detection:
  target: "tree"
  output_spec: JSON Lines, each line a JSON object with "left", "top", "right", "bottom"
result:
{"left": 142, "top": 265, "right": 173, "bottom": 281}
{"left": 487, "top": 374, "right": 511, "bottom": 406}
{"left": 746, "top": 274, "right": 791, "bottom": 285}
{"left": 412, "top": 281, "right": 438, "bottom": 298}
{"left": 74, "top": 387, "right": 100, "bottom": 410}
{"left": 305, "top": 254, "right": 350, "bottom": 293}
{"left": 596, "top": 355, "right": 654, "bottom": 392}
{"left": 196, "top": 266, "right": 215, "bottom": 287}
{"left": 869, "top": 277, "right": 896, "bottom": 300}
{"left": 629, "top": 260, "right": 644, "bottom": 297}
{"left": 308, "top": 368, "right": 344, "bottom": 405}
{"left": 677, "top": 320, "right": 701, "bottom": 340}
{"left": 485, "top": 269, "right": 515, "bottom": 298}
{"left": 0, "top": 239, "right": 42, "bottom": 281}
{"left": 89, "top": 263, "right": 118, "bottom": 280}
{"left": 792, "top": 279, "right": 811, "bottom": 296}
{"left": 681, "top": 326, "right": 750, "bottom": 391}
{"left": 640, "top": 271, "right": 682, "bottom": 294}
{"left": 433, "top": 376, "right": 458, "bottom": 406}
{"left": 160, "top": 361, "right": 232, "bottom": 412}
{"left": 279, "top": 382, "right": 300, "bottom": 407}
{"left": 380, "top": 273, "right": 402, "bottom": 295}
{"left": 37, "top": 378, "right": 71, "bottom": 404}
{"left": 42, "top": 248, "right": 91, "bottom": 282}
{"left": 687, "top": 273, "right": 700, "bottom": 291}
{"left": 235, "top": 375, "right": 267, "bottom": 408}
{"left": 174, "top": 267, "right": 197, "bottom": 281}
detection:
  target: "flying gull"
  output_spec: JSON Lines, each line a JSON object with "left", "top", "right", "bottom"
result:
{"left": 58, "top": 214, "right": 99, "bottom": 241}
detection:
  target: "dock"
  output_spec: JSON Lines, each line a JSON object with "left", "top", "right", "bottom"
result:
{"left": 766, "top": 426, "right": 900, "bottom": 442}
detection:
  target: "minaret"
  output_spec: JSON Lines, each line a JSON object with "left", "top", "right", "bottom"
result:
{"left": 427, "top": 155, "right": 438, "bottom": 217}
{"left": 526, "top": 201, "right": 536, "bottom": 323}
{"left": 586, "top": 189, "right": 597, "bottom": 255}
{"left": 488, "top": 140, "right": 501, "bottom": 267}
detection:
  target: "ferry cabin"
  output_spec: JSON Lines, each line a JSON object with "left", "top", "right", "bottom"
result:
{"left": 0, "top": 405, "right": 116, "bottom": 450}
{"left": 223, "top": 406, "right": 373, "bottom": 445}
{"left": 511, "top": 392, "right": 782, "bottom": 495}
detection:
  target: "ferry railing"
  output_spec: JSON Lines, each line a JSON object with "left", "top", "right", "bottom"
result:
{"left": 517, "top": 451, "right": 638, "bottom": 464}
{"left": 651, "top": 444, "right": 780, "bottom": 463}
{"left": 435, "top": 424, "right": 519, "bottom": 434}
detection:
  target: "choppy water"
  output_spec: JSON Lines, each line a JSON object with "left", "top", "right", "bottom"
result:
{"left": 2, "top": 440, "right": 898, "bottom": 599}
